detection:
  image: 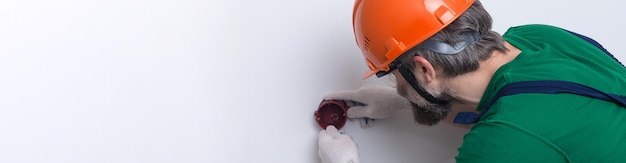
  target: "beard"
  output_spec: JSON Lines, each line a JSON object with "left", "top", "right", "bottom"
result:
{"left": 398, "top": 83, "right": 452, "bottom": 126}
{"left": 410, "top": 100, "right": 451, "bottom": 126}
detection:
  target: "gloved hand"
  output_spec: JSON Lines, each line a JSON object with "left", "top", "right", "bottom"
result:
{"left": 318, "top": 125, "right": 360, "bottom": 163}
{"left": 323, "top": 85, "right": 411, "bottom": 119}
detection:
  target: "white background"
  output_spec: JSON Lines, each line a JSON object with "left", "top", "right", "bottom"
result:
{"left": 0, "top": 0, "right": 623, "bottom": 163}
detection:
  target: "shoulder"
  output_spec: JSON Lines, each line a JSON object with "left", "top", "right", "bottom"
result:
{"left": 503, "top": 24, "right": 575, "bottom": 42}
{"left": 505, "top": 24, "right": 566, "bottom": 34}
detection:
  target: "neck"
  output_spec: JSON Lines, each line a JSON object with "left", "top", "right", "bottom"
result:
{"left": 442, "top": 42, "right": 520, "bottom": 128}
{"left": 447, "top": 42, "right": 520, "bottom": 108}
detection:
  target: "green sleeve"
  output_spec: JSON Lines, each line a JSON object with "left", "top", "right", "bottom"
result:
{"left": 455, "top": 121, "right": 569, "bottom": 163}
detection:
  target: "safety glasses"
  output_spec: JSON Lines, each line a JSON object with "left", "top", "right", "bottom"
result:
{"left": 376, "top": 59, "right": 402, "bottom": 88}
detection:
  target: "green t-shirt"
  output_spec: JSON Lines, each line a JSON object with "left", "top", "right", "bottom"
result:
{"left": 455, "top": 24, "right": 626, "bottom": 162}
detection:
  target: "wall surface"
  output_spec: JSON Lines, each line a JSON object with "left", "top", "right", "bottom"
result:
{"left": 0, "top": 0, "right": 624, "bottom": 163}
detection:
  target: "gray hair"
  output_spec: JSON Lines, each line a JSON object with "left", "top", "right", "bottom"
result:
{"left": 399, "top": 0, "right": 508, "bottom": 77}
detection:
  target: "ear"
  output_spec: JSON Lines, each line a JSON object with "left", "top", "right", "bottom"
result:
{"left": 412, "top": 56, "right": 437, "bottom": 83}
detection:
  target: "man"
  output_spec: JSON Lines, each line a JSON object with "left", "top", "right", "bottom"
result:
{"left": 317, "top": 0, "right": 626, "bottom": 162}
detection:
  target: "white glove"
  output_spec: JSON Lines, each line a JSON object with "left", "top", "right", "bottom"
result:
{"left": 318, "top": 125, "right": 360, "bottom": 163}
{"left": 323, "top": 85, "right": 411, "bottom": 119}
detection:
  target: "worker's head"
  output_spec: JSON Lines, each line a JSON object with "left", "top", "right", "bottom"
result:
{"left": 353, "top": 0, "right": 507, "bottom": 125}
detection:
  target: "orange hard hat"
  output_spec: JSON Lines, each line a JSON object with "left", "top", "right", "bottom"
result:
{"left": 353, "top": 0, "right": 476, "bottom": 79}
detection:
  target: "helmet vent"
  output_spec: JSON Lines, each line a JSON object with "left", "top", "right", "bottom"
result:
{"left": 363, "top": 36, "right": 371, "bottom": 50}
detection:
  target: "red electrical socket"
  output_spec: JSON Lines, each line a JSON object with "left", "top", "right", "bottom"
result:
{"left": 314, "top": 100, "right": 349, "bottom": 130}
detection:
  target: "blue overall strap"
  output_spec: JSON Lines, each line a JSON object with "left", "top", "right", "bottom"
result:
{"left": 453, "top": 80, "right": 626, "bottom": 124}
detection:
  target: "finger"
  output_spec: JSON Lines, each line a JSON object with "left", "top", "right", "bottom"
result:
{"left": 325, "top": 125, "right": 341, "bottom": 139}
{"left": 358, "top": 118, "right": 374, "bottom": 129}
{"left": 322, "top": 90, "right": 362, "bottom": 102}
{"left": 318, "top": 129, "right": 332, "bottom": 142}
{"left": 359, "top": 118, "right": 369, "bottom": 129}
{"left": 346, "top": 106, "right": 370, "bottom": 118}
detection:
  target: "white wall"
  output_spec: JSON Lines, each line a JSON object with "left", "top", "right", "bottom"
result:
{"left": 0, "top": 0, "right": 623, "bottom": 163}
